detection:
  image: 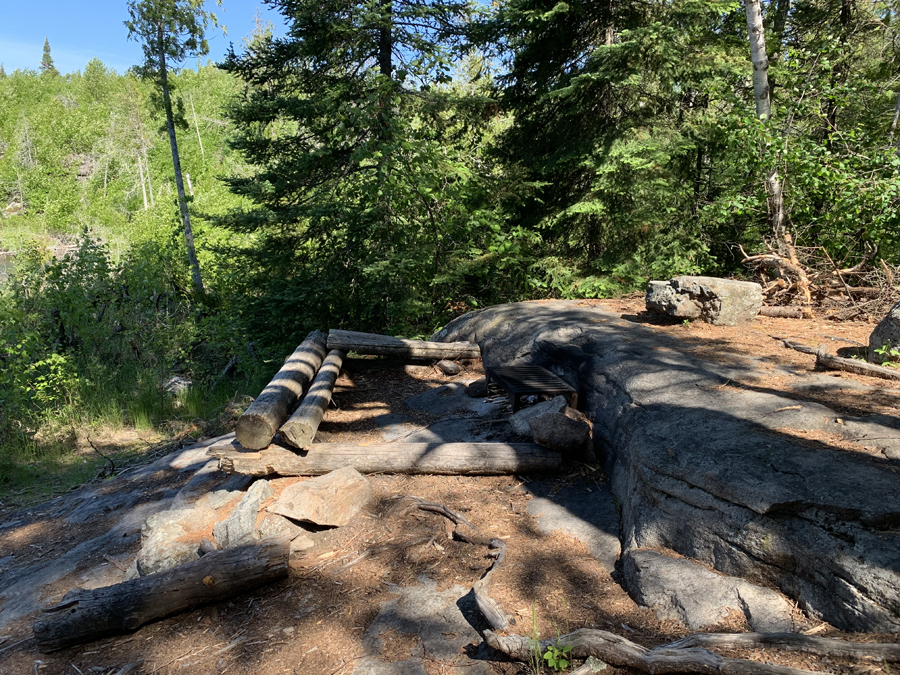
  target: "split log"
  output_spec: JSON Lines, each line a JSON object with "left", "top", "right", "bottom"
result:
{"left": 209, "top": 439, "right": 561, "bottom": 476}
{"left": 759, "top": 306, "right": 805, "bottom": 319}
{"left": 815, "top": 349, "right": 900, "bottom": 382}
{"left": 664, "top": 633, "right": 900, "bottom": 663}
{"left": 484, "top": 628, "right": 821, "bottom": 675}
{"left": 236, "top": 330, "right": 327, "bottom": 450}
{"left": 327, "top": 329, "right": 480, "bottom": 359}
{"left": 280, "top": 350, "right": 344, "bottom": 449}
{"left": 33, "top": 538, "right": 289, "bottom": 653}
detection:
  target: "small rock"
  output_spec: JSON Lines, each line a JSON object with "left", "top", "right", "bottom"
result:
{"left": 213, "top": 479, "right": 275, "bottom": 549}
{"left": 290, "top": 533, "right": 315, "bottom": 553}
{"left": 623, "top": 549, "right": 794, "bottom": 632}
{"left": 528, "top": 407, "right": 592, "bottom": 455}
{"left": 509, "top": 395, "right": 567, "bottom": 436}
{"left": 270, "top": 467, "right": 372, "bottom": 527}
{"left": 869, "top": 300, "right": 900, "bottom": 364}
{"left": 465, "top": 377, "right": 488, "bottom": 398}
{"left": 646, "top": 276, "right": 763, "bottom": 325}
{"left": 437, "top": 360, "right": 461, "bottom": 376}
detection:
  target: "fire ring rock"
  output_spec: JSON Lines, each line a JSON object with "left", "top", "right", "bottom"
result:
{"left": 646, "top": 276, "right": 763, "bottom": 326}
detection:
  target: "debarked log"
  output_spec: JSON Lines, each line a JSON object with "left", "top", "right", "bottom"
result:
{"left": 815, "top": 349, "right": 900, "bottom": 382}
{"left": 280, "top": 350, "right": 344, "bottom": 450}
{"left": 484, "top": 629, "right": 821, "bottom": 675}
{"left": 208, "top": 440, "right": 561, "bottom": 476}
{"left": 33, "top": 538, "right": 289, "bottom": 653}
{"left": 758, "top": 306, "right": 805, "bottom": 318}
{"left": 327, "top": 329, "right": 481, "bottom": 359}
{"left": 236, "top": 330, "right": 328, "bottom": 449}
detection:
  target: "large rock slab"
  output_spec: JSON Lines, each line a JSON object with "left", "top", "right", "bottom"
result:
{"left": 435, "top": 301, "right": 900, "bottom": 632}
{"left": 869, "top": 300, "right": 900, "bottom": 364}
{"left": 623, "top": 549, "right": 795, "bottom": 631}
{"left": 269, "top": 467, "right": 372, "bottom": 527}
{"left": 528, "top": 407, "right": 591, "bottom": 454}
{"left": 646, "top": 276, "right": 762, "bottom": 325}
{"left": 137, "top": 505, "right": 218, "bottom": 575}
{"left": 212, "top": 479, "right": 274, "bottom": 549}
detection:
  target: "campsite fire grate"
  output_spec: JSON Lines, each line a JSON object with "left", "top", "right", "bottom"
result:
{"left": 485, "top": 365, "right": 577, "bottom": 412}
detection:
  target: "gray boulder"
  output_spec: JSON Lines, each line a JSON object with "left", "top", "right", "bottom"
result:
{"left": 466, "top": 377, "right": 488, "bottom": 398}
{"left": 624, "top": 549, "right": 795, "bottom": 632}
{"left": 869, "top": 300, "right": 900, "bottom": 364}
{"left": 137, "top": 505, "right": 218, "bottom": 575}
{"left": 270, "top": 466, "right": 372, "bottom": 527}
{"left": 528, "top": 407, "right": 591, "bottom": 455}
{"left": 509, "top": 395, "right": 567, "bottom": 436}
{"left": 646, "top": 276, "right": 762, "bottom": 325}
{"left": 212, "top": 479, "right": 274, "bottom": 549}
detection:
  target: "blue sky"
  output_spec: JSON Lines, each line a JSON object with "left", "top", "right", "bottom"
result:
{"left": 0, "top": 1, "right": 287, "bottom": 75}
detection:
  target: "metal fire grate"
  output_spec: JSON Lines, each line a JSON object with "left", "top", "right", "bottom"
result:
{"left": 485, "top": 365, "right": 577, "bottom": 412}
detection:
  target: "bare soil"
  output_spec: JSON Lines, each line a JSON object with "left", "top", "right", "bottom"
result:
{"left": 1, "top": 296, "right": 898, "bottom": 675}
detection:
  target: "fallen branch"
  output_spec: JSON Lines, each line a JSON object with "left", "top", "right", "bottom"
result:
{"left": 815, "top": 349, "right": 900, "bottom": 382}
{"left": 759, "top": 307, "right": 805, "bottom": 319}
{"left": 473, "top": 539, "right": 510, "bottom": 631}
{"left": 772, "top": 337, "right": 818, "bottom": 355}
{"left": 484, "top": 628, "right": 820, "bottom": 675}
{"left": 664, "top": 633, "right": 900, "bottom": 663}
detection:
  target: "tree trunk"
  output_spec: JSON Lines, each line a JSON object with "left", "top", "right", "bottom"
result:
{"left": 158, "top": 34, "right": 204, "bottom": 294}
{"left": 236, "top": 330, "right": 328, "bottom": 449}
{"left": 327, "top": 329, "right": 480, "bottom": 359}
{"left": 209, "top": 440, "right": 562, "bottom": 477}
{"left": 378, "top": 1, "right": 392, "bottom": 78}
{"left": 33, "top": 538, "right": 289, "bottom": 653}
{"left": 280, "top": 350, "right": 344, "bottom": 449}
{"left": 745, "top": 0, "right": 770, "bottom": 120}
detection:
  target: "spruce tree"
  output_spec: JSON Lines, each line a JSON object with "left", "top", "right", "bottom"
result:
{"left": 125, "top": 0, "right": 217, "bottom": 295}
{"left": 0, "top": 64, "right": 6, "bottom": 78}
{"left": 221, "top": 0, "right": 502, "bottom": 340}
{"left": 40, "top": 37, "right": 59, "bottom": 76}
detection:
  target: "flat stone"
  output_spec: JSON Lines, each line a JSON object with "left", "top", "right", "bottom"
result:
{"left": 404, "top": 382, "right": 500, "bottom": 417}
{"left": 270, "top": 467, "right": 372, "bottom": 527}
{"left": 436, "top": 360, "right": 461, "bottom": 375}
{"left": 290, "top": 532, "right": 315, "bottom": 553}
{"left": 646, "top": 276, "right": 763, "bottom": 325}
{"left": 465, "top": 377, "right": 488, "bottom": 397}
{"left": 212, "top": 479, "right": 274, "bottom": 549}
{"left": 509, "top": 395, "right": 567, "bottom": 436}
{"left": 374, "top": 413, "right": 418, "bottom": 442}
{"left": 869, "top": 300, "right": 900, "bottom": 363}
{"left": 528, "top": 407, "right": 591, "bottom": 455}
{"left": 525, "top": 478, "right": 620, "bottom": 571}
{"left": 623, "top": 549, "right": 795, "bottom": 632}
{"left": 402, "top": 418, "right": 510, "bottom": 443}
{"left": 353, "top": 576, "right": 493, "bottom": 675}
{"left": 435, "top": 301, "right": 900, "bottom": 632}
{"left": 258, "top": 513, "right": 304, "bottom": 540}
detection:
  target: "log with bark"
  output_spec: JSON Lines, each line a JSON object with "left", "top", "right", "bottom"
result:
{"left": 236, "top": 330, "right": 327, "bottom": 450}
{"left": 759, "top": 306, "right": 805, "bottom": 318}
{"left": 473, "top": 539, "right": 510, "bottom": 631}
{"left": 666, "top": 633, "right": 900, "bottom": 662}
{"left": 209, "top": 439, "right": 561, "bottom": 476}
{"left": 33, "top": 538, "right": 289, "bottom": 653}
{"left": 815, "top": 349, "right": 900, "bottom": 382}
{"left": 327, "top": 329, "right": 480, "bottom": 359}
{"left": 280, "top": 350, "right": 344, "bottom": 449}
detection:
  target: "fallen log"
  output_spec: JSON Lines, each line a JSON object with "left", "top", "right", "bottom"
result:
{"left": 759, "top": 306, "right": 805, "bottom": 319}
{"left": 664, "top": 633, "right": 900, "bottom": 663}
{"left": 280, "top": 350, "right": 344, "bottom": 449}
{"left": 484, "top": 628, "right": 821, "bottom": 675}
{"left": 236, "top": 330, "right": 328, "bottom": 449}
{"left": 473, "top": 539, "right": 510, "bottom": 631}
{"left": 327, "top": 329, "right": 480, "bottom": 359}
{"left": 209, "top": 439, "right": 561, "bottom": 476}
{"left": 33, "top": 538, "right": 289, "bottom": 653}
{"left": 815, "top": 349, "right": 900, "bottom": 382}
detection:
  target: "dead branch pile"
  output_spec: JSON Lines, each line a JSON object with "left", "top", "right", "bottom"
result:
{"left": 740, "top": 240, "right": 898, "bottom": 321}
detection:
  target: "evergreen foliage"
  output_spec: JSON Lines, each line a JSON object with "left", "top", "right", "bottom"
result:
{"left": 40, "top": 37, "right": 59, "bottom": 77}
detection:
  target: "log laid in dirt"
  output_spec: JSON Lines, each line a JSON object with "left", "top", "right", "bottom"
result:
{"left": 327, "top": 329, "right": 481, "bottom": 359}
{"left": 33, "top": 538, "right": 289, "bottom": 653}
{"left": 485, "top": 628, "right": 821, "bottom": 675}
{"left": 759, "top": 306, "right": 806, "bottom": 319}
{"left": 280, "top": 350, "right": 344, "bottom": 450}
{"left": 236, "top": 330, "right": 328, "bottom": 450}
{"left": 209, "top": 440, "right": 561, "bottom": 476}
{"left": 815, "top": 349, "right": 900, "bottom": 382}
{"left": 666, "top": 633, "right": 900, "bottom": 663}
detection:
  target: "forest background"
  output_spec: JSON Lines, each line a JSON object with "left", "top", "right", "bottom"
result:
{"left": 1, "top": 0, "right": 898, "bottom": 501}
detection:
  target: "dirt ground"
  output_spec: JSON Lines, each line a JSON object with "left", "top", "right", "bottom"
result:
{"left": 1, "top": 295, "right": 899, "bottom": 675}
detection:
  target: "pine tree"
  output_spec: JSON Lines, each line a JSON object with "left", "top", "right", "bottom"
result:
{"left": 0, "top": 64, "right": 6, "bottom": 78}
{"left": 40, "top": 37, "right": 59, "bottom": 76}
{"left": 125, "top": 0, "right": 217, "bottom": 295}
